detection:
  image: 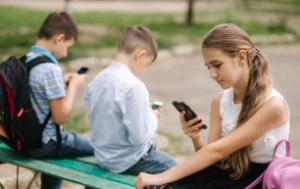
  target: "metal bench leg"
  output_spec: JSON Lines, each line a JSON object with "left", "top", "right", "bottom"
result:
{"left": 16, "top": 165, "right": 19, "bottom": 189}
{"left": 26, "top": 171, "right": 38, "bottom": 189}
{"left": 15, "top": 165, "right": 38, "bottom": 189}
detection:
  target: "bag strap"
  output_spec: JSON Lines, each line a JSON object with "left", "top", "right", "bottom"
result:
{"left": 21, "top": 55, "right": 62, "bottom": 149}
{"left": 22, "top": 56, "right": 52, "bottom": 71}
{"left": 244, "top": 139, "right": 291, "bottom": 189}
{"left": 272, "top": 139, "right": 290, "bottom": 159}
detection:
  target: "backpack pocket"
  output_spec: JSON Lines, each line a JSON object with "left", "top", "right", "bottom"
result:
{"left": 13, "top": 108, "right": 43, "bottom": 150}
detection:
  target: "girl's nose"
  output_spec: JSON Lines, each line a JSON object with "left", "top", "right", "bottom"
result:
{"left": 209, "top": 69, "right": 217, "bottom": 79}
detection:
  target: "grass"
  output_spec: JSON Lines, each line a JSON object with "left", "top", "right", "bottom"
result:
{"left": 63, "top": 114, "right": 89, "bottom": 133}
{"left": 0, "top": 5, "right": 296, "bottom": 60}
{"left": 242, "top": 0, "right": 300, "bottom": 14}
{"left": 157, "top": 130, "right": 191, "bottom": 155}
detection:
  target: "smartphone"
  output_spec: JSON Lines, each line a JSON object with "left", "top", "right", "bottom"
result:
{"left": 172, "top": 101, "right": 207, "bottom": 129}
{"left": 151, "top": 101, "right": 164, "bottom": 110}
{"left": 77, "top": 67, "right": 89, "bottom": 74}
{"left": 66, "top": 67, "right": 90, "bottom": 87}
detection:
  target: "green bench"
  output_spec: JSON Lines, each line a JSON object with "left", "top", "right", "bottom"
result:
{"left": 0, "top": 143, "right": 136, "bottom": 189}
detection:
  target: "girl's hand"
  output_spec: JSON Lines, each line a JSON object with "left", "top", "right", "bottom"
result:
{"left": 135, "top": 173, "right": 163, "bottom": 189}
{"left": 180, "top": 111, "right": 205, "bottom": 140}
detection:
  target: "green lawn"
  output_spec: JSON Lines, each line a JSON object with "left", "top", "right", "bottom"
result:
{"left": 0, "top": 5, "right": 296, "bottom": 60}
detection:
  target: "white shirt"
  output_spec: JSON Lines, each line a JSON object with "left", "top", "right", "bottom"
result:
{"left": 84, "top": 62, "right": 158, "bottom": 173}
{"left": 220, "top": 88, "right": 290, "bottom": 163}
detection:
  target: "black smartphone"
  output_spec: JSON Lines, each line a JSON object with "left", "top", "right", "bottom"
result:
{"left": 66, "top": 67, "right": 89, "bottom": 87}
{"left": 151, "top": 101, "right": 164, "bottom": 110}
{"left": 77, "top": 67, "right": 89, "bottom": 74}
{"left": 172, "top": 101, "right": 207, "bottom": 129}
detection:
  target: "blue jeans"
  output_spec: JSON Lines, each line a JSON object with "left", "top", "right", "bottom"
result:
{"left": 25, "top": 131, "right": 94, "bottom": 189}
{"left": 123, "top": 144, "right": 176, "bottom": 175}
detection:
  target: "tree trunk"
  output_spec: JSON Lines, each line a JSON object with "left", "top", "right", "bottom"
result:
{"left": 64, "top": 0, "right": 71, "bottom": 12}
{"left": 186, "top": 0, "right": 195, "bottom": 25}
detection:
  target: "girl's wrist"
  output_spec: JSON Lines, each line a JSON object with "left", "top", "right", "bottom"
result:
{"left": 157, "top": 172, "right": 172, "bottom": 185}
{"left": 191, "top": 135, "right": 201, "bottom": 142}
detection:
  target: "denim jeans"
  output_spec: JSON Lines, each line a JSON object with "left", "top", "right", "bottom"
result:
{"left": 25, "top": 131, "right": 94, "bottom": 189}
{"left": 123, "top": 144, "right": 176, "bottom": 175}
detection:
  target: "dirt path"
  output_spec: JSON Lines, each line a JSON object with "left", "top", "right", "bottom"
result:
{"left": 0, "top": 0, "right": 234, "bottom": 13}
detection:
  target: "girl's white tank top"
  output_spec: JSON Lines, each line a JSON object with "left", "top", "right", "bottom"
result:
{"left": 220, "top": 88, "right": 290, "bottom": 163}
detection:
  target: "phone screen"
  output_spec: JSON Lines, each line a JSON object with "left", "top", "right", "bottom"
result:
{"left": 152, "top": 101, "right": 163, "bottom": 110}
{"left": 172, "top": 101, "right": 197, "bottom": 121}
{"left": 172, "top": 101, "right": 207, "bottom": 129}
{"left": 77, "top": 67, "right": 89, "bottom": 74}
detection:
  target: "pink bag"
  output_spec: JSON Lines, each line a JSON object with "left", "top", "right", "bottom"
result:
{"left": 245, "top": 140, "right": 300, "bottom": 189}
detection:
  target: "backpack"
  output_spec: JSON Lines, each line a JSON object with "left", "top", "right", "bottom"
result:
{"left": 0, "top": 56, "right": 61, "bottom": 152}
{"left": 245, "top": 140, "right": 300, "bottom": 189}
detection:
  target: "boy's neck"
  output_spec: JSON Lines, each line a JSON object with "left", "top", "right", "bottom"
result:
{"left": 35, "top": 39, "right": 53, "bottom": 54}
{"left": 116, "top": 52, "right": 134, "bottom": 68}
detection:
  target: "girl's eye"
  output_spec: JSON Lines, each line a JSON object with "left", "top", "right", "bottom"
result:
{"left": 214, "top": 64, "right": 222, "bottom": 68}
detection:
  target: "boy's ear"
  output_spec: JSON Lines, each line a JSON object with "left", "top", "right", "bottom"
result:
{"left": 134, "top": 49, "right": 147, "bottom": 62}
{"left": 54, "top": 34, "right": 66, "bottom": 44}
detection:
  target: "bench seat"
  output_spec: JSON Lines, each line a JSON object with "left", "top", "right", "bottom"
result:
{"left": 0, "top": 143, "right": 135, "bottom": 189}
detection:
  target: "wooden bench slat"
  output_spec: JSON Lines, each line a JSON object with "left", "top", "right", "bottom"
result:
{"left": 45, "top": 158, "right": 135, "bottom": 186}
{"left": 0, "top": 144, "right": 135, "bottom": 189}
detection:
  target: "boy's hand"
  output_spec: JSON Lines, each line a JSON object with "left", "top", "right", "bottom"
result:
{"left": 67, "top": 73, "right": 87, "bottom": 90}
{"left": 64, "top": 73, "right": 76, "bottom": 85}
{"left": 153, "top": 109, "right": 161, "bottom": 118}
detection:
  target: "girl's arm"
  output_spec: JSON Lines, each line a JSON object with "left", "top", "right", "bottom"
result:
{"left": 207, "top": 93, "right": 222, "bottom": 144}
{"left": 135, "top": 97, "right": 288, "bottom": 188}
{"left": 184, "top": 93, "right": 222, "bottom": 151}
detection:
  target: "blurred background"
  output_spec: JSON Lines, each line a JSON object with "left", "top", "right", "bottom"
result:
{"left": 0, "top": 0, "right": 299, "bottom": 188}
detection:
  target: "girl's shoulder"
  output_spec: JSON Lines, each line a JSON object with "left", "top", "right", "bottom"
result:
{"left": 260, "top": 93, "right": 289, "bottom": 126}
{"left": 264, "top": 89, "right": 289, "bottom": 116}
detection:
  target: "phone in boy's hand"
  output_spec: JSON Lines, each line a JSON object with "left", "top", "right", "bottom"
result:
{"left": 66, "top": 67, "right": 90, "bottom": 87}
{"left": 151, "top": 101, "right": 164, "bottom": 110}
{"left": 172, "top": 101, "right": 207, "bottom": 129}
{"left": 77, "top": 67, "right": 89, "bottom": 74}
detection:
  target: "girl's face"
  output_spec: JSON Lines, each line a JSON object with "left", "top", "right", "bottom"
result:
{"left": 202, "top": 47, "right": 245, "bottom": 89}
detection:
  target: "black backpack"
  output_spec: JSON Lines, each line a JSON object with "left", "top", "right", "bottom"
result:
{"left": 0, "top": 56, "right": 61, "bottom": 152}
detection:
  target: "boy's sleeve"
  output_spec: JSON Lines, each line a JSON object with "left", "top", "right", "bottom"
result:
{"left": 42, "top": 65, "right": 65, "bottom": 100}
{"left": 121, "top": 83, "right": 158, "bottom": 146}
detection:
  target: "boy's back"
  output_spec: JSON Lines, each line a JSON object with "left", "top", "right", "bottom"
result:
{"left": 85, "top": 62, "right": 157, "bottom": 173}
{"left": 26, "top": 50, "right": 65, "bottom": 144}
{"left": 85, "top": 25, "right": 176, "bottom": 175}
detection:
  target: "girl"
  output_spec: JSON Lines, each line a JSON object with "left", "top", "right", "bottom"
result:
{"left": 135, "top": 23, "right": 290, "bottom": 189}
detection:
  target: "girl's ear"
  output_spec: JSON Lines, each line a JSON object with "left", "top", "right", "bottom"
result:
{"left": 238, "top": 49, "right": 248, "bottom": 66}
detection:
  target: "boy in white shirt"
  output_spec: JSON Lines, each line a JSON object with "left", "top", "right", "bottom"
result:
{"left": 84, "top": 25, "right": 176, "bottom": 175}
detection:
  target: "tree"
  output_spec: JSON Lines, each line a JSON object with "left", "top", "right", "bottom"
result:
{"left": 64, "top": 0, "right": 71, "bottom": 12}
{"left": 186, "top": 0, "right": 195, "bottom": 25}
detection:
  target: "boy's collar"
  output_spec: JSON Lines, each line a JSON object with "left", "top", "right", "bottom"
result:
{"left": 111, "top": 61, "right": 135, "bottom": 74}
{"left": 30, "top": 45, "right": 59, "bottom": 65}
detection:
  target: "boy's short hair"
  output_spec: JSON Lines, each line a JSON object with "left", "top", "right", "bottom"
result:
{"left": 38, "top": 12, "right": 78, "bottom": 41}
{"left": 117, "top": 25, "right": 158, "bottom": 62}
